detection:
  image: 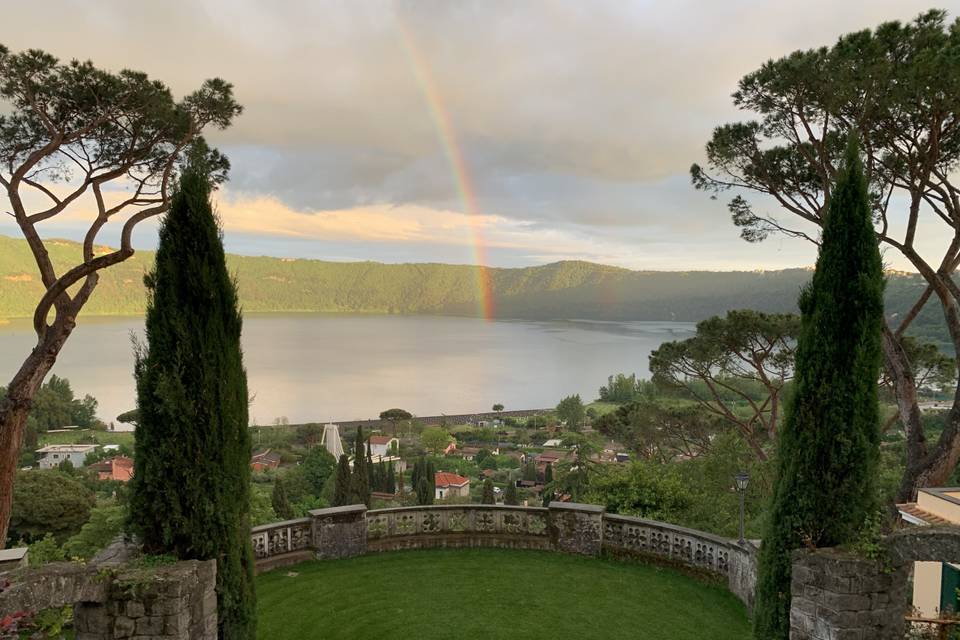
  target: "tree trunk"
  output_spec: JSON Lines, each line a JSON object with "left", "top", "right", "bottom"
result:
{"left": 883, "top": 328, "right": 929, "bottom": 503}
{"left": 0, "top": 320, "right": 75, "bottom": 546}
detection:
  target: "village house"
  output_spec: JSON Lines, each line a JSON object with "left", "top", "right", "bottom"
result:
{"left": 366, "top": 435, "right": 399, "bottom": 459}
{"left": 89, "top": 456, "right": 134, "bottom": 482}
{"left": 897, "top": 487, "right": 960, "bottom": 621}
{"left": 35, "top": 444, "right": 99, "bottom": 470}
{"left": 435, "top": 471, "right": 470, "bottom": 500}
{"left": 250, "top": 448, "right": 282, "bottom": 472}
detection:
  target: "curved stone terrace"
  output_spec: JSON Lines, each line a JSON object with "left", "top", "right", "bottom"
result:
{"left": 251, "top": 502, "right": 757, "bottom": 639}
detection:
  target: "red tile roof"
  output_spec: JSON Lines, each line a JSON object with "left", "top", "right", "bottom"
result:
{"left": 435, "top": 472, "right": 469, "bottom": 488}
{"left": 369, "top": 436, "right": 395, "bottom": 445}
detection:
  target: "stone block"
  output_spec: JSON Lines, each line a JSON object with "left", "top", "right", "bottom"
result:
{"left": 548, "top": 502, "right": 604, "bottom": 556}
{"left": 310, "top": 504, "right": 368, "bottom": 560}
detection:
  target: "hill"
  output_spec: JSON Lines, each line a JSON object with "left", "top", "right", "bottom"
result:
{"left": 0, "top": 234, "right": 946, "bottom": 346}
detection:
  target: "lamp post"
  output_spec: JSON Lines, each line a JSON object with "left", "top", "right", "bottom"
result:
{"left": 734, "top": 472, "right": 750, "bottom": 544}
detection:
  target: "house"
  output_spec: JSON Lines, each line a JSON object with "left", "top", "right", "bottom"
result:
{"left": 455, "top": 446, "right": 482, "bottom": 461}
{"left": 250, "top": 449, "right": 282, "bottom": 472}
{"left": 542, "top": 438, "right": 564, "bottom": 448}
{"left": 897, "top": 488, "right": 960, "bottom": 620}
{"left": 35, "top": 444, "right": 99, "bottom": 470}
{"left": 367, "top": 435, "right": 399, "bottom": 459}
{"left": 444, "top": 441, "right": 458, "bottom": 456}
{"left": 435, "top": 471, "right": 470, "bottom": 500}
{"left": 89, "top": 456, "right": 134, "bottom": 482}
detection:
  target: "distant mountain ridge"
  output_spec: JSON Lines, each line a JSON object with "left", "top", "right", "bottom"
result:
{"left": 0, "top": 234, "right": 945, "bottom": 346}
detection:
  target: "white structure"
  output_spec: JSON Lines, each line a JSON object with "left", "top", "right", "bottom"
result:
{"left": 321, "top": 423, "right": 345, "bottom": 459}
{"left": 35, "top": 444, "right": 98, "bottom": 469}
{"left": 367, "top": 435, "right": 399, "bottom": 459}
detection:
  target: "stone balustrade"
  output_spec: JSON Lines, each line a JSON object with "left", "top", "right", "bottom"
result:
{"left": 250, "top": 502, "right": 758, "bottom": 611}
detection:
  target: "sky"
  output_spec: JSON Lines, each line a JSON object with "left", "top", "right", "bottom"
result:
{"left": 1, "top": 0, "right": 954, "bottom": 271}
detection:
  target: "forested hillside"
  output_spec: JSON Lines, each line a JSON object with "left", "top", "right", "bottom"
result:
{"left": 0, "top": 234, "right": 945, "bottom": 346}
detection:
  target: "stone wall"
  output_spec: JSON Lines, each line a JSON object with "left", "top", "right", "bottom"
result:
{"left": 252, "top": 502, "right": 758, "bottom": 612}
{"left": 0, "top": 558, "right": 218, "bottom": 640}
{"left": 789, "top": 548, "right": 902, "bottom": 640}
{"left": 788, "top": 526, "right": 960, "bottom": 640}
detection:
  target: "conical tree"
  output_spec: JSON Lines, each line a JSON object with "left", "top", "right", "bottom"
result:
{"left": 351, "top": 428, "right": 370, "bottom": 507}
{"left": 753, "top": 139, "right": 884, "bottom": 640}
{"left": 504, "top": 481, "right": 519, "bottom": 506}
{"left": 387, "top": 462, "right": 396, "bottom": 494}
{"left": 482, "top": 478, "right": 495, "bottom": 504}
{"left": 271, "top": 478, "right": 294, "bottom": 520}
{"left": 333, "top": 454, "right": 352, "bottom": 507}
{"left": 129, "top": 164, "right": 256, "bottom": 639}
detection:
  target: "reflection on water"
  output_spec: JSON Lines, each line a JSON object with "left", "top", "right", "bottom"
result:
{"left": 0, "top": 314, "right": 694, "bottom": 427}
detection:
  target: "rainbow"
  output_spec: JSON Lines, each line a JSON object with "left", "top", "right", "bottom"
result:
{"left": 396, "top": 19, "right": 496, "bottom": 321}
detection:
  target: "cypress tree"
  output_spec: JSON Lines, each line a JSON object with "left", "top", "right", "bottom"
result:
{"left": 544, "top": 463, "right": 553, "bottom": 484}
{"left": 351, "top": 428, "right": 370, "bottom": 506}
{"left": 333, "top": 454, "right": 352, "bottom": 507}
{"left": 366, "top": 440, "right": 374, "bottom": 488}
{"left": 271, "top": 478, "right": 294, "bottom": 520}
{"left": 482, "top": 478, "right": 495, "bottom": 504}
{"left": 129, "top": 164, "right": 256, "bottom": 639}
{"left": 753, "top": 139, "right": 884, "bottom": 640}
{"left": 387, "top": 462, "right": 396, "bottom": 494}
{"left": 504, "top": 481, "right": 519, "bottom": 506}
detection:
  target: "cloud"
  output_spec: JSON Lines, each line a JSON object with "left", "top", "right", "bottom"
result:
{"left": 0, "top": 0, "right": 947, "bottom": 270}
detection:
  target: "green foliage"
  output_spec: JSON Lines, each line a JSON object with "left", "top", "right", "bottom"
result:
{"left": 503, "top": 482, "right": 519, "bottom": 506}
{"left": 351, "top": 428, "right": 370, "bottom": 507}
{"left": 302, "top": 447, "right": 336, "bottom": 497}
{"left": 0, "top": 375, "right": 101, "bottom": 434}
{"left": 522, "top": 460, "right": 538, "bottom": 482}
{"left": 10, "top": 470, "right": 95, "bottom": 544}
{"left": 754, "top": 141, "right": 885, "bottom": 640}
{"left": 420, "top": 427, "right": 452, "bottom": 455}
{"left": 249, "top": 486, "right": 277, "bottom": 527}
{"left": 127, "top": 166, "right": 255, "bottom": 640}
{"left": 333, "top": 455, "right": 352, "bottom": 507}
{"left": 584, "top": 463, "right": 691, "bottom": 522}
{"left": 271, "top": 479, "right": 295, "bottom": 521}
{"left": 411, "top": 457, "right": 435, "bottom": 506}
{"left": 25, "top": 533, "right": 65, "bottom": 566}
{"left": 481, "top": 478, "right": 495, "bottom": 504}
{"left": 598, "top": 373, "right": 654, "bottom": 404}
{"left": 595, "top": 399, "right": 722, "bottom": 462}
{"left": 556, "top": 395, "right": 585, "bottom": 431}
{"left": 62, "top": 503, "right": 126, "bottom": 561}
{"left": 492, "top": 403, "right": 504, "bottom": 413}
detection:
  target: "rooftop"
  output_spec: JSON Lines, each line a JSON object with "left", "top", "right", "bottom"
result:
{"left": 435, "top": 471, "right": 469, "bottom": 487}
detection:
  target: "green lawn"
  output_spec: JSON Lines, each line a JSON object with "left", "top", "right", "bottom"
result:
{"left": 38, "top": 430, "right": 135, "bottom": 447}
{"left": 256, "top": 548, "right": 751, "bottom": 639}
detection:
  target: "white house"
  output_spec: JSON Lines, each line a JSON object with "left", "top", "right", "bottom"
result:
{"left": 897, "top": 487, "right": 960, "bottom": 621}
{"left": 35, "top": 444, "right": 99, "bottom": 469}
{"left": 367, "top": 435, "right": 399, "bottom": 459}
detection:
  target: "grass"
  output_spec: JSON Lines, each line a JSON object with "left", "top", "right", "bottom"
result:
{"left": 256, "top": 548, "right": 751, "bottom": 639}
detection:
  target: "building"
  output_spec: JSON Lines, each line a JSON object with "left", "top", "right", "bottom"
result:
{"left": 250, "top": 449, "right": 282, "bottom": 472}
{"left": 321, "top": 423, "right": 345, "bottom": 459}
{"left": 435, "top": 471, "right": 470, "bottom": 500}
{"left": 897, "top": 488, "right": 960, "bottom": 619}
{"left": 35, "top": 444, "right": 99, "bottom": 469}
{"left": 89, "top": 456, "right": 134, "bottom": 482}
{"left": 367, "top": 435, "right": 399, "bottom": 459}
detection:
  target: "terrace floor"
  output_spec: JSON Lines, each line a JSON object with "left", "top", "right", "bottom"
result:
{"left": 256, "top": 548, "right": 751, "bottom": 639}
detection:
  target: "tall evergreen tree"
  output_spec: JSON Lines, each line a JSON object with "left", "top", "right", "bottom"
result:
{"left": 366, "top": 440, "right": 374, "bottom": 488}
{"left": 482, "top": 478, "right": 496, "bottom": 504}
{"left": 753, "top": 140, "right": 884, "bottom": 640}
{"left": 504, "top": 481, "right": 519, "bottom": 506}
{"left": 351, "top": 428, "right": 370, "bottom": 507}
{"left": 387, "top": 462, "right": 396, "bottom": 494}
{"left": 544, "top": 463, "right": 553, "bottom": 484}
{"left": 271, "top": 478, "right": 294, "bottom": 520}
{"left": 129, "top": 165, "right": 256, "bottom": 639}
{"left": 333, "top": 454, "right": 352, "bottom": 507}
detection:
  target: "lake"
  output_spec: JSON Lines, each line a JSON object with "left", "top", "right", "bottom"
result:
{"left": 0, "top": 314, "right": 695, "bottom": 428}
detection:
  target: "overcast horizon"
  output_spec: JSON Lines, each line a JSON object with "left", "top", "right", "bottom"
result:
{"left": 1, "top": 1, "right": 952, "bottom": 272}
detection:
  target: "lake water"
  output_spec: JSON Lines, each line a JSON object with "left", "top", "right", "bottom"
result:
{"left": 0, "top": 315, "right": 695, "bottom": 428}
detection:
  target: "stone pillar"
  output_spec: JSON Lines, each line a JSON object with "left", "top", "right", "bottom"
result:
{"left": 727, "top": 541, "right": 758, "bottom": 613}
{"left": 310, "top": 504, "right": 368, "bottom": 560}
{"left": 548, "top": 502, "right": 604, "bottom": 557}
{"left": 789, "top": 548, "right": 903, "bottom": 640}
{"left": 74, "top": 559, "right": 217, "bottom": 640}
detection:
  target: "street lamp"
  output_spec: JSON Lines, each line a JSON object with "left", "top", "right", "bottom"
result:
{"left": 734, "top": 472, "right": 750, "bottom": 544}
